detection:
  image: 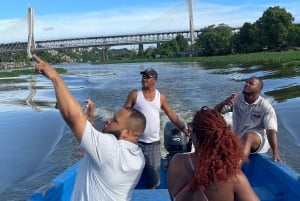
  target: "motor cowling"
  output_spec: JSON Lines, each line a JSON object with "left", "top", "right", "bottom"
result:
{"left": 164, "top": 121, "right": 192, "bottom": 156}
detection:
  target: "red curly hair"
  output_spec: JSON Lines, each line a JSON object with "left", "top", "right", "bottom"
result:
{"left": 190, "top": 106, "right": 244, "bottom": 191}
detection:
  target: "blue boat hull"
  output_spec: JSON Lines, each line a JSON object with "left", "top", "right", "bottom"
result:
{"left": 28, "top": 154, "right": 300, "bottom": 201}
{"left": 243, "top": 154, "right": 300, "bottom": 201}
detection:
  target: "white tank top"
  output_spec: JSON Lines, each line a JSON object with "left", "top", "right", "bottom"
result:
{"left": 134, "top": 89, "right": 161, "bottom": 143}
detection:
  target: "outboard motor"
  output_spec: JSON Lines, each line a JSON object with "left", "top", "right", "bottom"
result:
{"left": 163, "top": 121, "right": 192, "bottom": 168}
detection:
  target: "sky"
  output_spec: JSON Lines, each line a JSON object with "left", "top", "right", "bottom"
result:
{"left": 0, "top": 0, "right": 300, "bottom": 43}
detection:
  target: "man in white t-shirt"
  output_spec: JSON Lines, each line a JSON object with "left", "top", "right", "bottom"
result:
{"left": 215, "top": 76, "right": 282, "bottom": 163}
{"left": 33, "top": 55, "right": 146, "bottom": 201}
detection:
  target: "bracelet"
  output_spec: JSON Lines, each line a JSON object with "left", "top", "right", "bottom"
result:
{"left": 181, "top": 126, "right": 185, "bottom": 131}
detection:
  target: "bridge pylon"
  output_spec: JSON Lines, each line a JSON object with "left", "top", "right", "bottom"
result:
{"left": 27, "top": 7, "right": 35, "bottom": 58}
{"left": 188, "top": 0, "right": 195, "bottom": 45}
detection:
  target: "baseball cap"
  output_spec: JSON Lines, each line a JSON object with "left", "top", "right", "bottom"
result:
{"left": 140, "top": 68, "right": 158, "bottom": 78}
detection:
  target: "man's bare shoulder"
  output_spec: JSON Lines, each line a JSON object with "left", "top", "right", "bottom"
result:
{"left": 159, "top": 92, "right": 168, "bottom": 101}
{"left": 129, "top": 89, "right": 138, "bottom": 95}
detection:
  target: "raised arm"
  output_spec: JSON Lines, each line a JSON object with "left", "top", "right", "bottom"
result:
{"left": 214, "top": 93, "right": 237, "bottom": 113}
{"left": 33, "top": 55, "right": 87, "bottom": 142}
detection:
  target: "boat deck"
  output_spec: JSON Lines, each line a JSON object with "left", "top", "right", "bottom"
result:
{"left": 132, "top": 189, "right": 169, "bottom": 201}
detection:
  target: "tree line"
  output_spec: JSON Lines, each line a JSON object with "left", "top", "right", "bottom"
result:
{"left": 154, "top": 6, "right": 300, "bottom": 57}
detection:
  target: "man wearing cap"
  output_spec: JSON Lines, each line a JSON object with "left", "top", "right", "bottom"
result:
{"left": 123, "top": 68, "right": 189, "bottom": 189}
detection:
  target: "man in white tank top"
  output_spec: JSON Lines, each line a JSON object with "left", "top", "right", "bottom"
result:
{"left": 123, "top": 68, "right": 190, "bottom": 189}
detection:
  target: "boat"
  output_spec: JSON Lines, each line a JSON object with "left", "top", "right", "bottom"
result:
{"left": 27, "top": 121, "right": 300, "bottom": 201}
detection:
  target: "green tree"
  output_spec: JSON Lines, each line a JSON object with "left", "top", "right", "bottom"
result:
{"left": 175, "top": 34, "right": 189, "bottom": 52}
{"left": 233, "top": 22, "right": 260, "bottom": 53}
{"left": 154, "top": 34, "right": 189, "bottom": 57}
{"left": 157, "top": 39, "right": 178, "bottom": 57}
{"left": 195, "top": 24, "right": 233, "bottom": 56}
{"left": 144, "top": 47, "right": 156, "bottom": 58}
{"left": 287, "top": 24, "right": 300, "bottom": 47}
{"left": 256, "top": 6, "right": 294, "bottom": 49}
{"left": 108, "top": 48, "right": 136, "bottom": 60}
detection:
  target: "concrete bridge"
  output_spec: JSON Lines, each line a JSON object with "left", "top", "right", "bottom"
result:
{"left": 0, "top": 30, "right": 201, "bottom": 54}
{"left": 0, "top": 0, "right": 198, "bottom": 60}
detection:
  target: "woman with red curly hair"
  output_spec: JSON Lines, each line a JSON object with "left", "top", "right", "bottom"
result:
{"left": 167, "top": 106, "right": 259, "bottom": 201}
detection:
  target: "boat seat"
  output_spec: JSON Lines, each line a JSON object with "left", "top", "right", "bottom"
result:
{"left": 132, "top": 189, "right": 169, "bottom": 201}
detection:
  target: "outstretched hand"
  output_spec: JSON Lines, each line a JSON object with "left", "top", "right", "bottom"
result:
{"left": 84, "top": 99, "right": 98, "bottom": 129}
{"left": 84, "top": 99, "right": 95, "bottom": 121}
{"left": 32, "top": 54, "right": 57, "bottom": 80}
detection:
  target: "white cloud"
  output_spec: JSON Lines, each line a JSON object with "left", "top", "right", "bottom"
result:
{"left": 1, "top": 1, "right": 299, "bottom": 43}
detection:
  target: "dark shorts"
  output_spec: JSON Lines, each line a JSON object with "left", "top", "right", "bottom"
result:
{"left": 138, "top": 141, "right": 161, "bottom": 188}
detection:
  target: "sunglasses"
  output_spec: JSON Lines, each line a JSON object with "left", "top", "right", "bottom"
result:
{"left": 142, "top": 74, "right": 154, "bottom": 79}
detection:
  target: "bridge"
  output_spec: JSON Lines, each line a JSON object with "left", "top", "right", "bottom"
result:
{"left": 0, "top": 0, "right": 198, "bottom": 59}
{"left": 0, "top": 30, "right": 201, "bottom": 53}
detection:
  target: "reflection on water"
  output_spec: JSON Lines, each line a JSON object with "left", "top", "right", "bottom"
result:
{"left": 266, "top": 85, "right": 300, "bottom": 102}
{"left": 205, "top": 63, "right": 300, "bottom": 103}
{"left": 0, "top": 61, "right": 300, "bottom": 200}
{"left": 26, "top": 77, "right": 41, "bottom": 111}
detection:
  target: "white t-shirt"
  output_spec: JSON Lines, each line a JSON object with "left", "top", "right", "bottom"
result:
{"left": 71, "top": 121, "right": 145, "bottom": 201}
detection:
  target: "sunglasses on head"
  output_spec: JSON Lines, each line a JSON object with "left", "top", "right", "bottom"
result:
{"left": 142, "top": 74, "right": 153, "bottom": 79}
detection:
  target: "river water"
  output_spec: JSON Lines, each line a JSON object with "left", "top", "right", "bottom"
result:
{"left": 1, "top": 61, "right": 300, "bottom": 200}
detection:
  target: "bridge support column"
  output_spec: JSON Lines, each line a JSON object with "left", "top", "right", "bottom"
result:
{"left": 138, "top": 44, "right": 144, "bottom": 54}
{"left": 101, "top": 46, "right": 109, "bottom": 61}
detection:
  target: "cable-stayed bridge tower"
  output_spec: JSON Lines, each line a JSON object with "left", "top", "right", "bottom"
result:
{"left": 27, "top": 7, "right": 35, "bottom": 58}
{"left": 188, "top": 0, "right": 195, "bottom": 45}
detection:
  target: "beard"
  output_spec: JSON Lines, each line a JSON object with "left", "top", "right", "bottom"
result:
{"left": 242, "top": 90, "right": 254, "bottom": 96}
{"left": 102, "top": 127, "right": 121, "bottom": 139}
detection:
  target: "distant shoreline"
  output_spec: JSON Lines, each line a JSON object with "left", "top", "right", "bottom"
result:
{"left": 95, "top": 50, "right": 300, "bottom": 67}
{"left": 1, "top": 50, "right": 300, "bottom": 78}
{"left": 0, "top": 68, "right": 67, "bottom": 78}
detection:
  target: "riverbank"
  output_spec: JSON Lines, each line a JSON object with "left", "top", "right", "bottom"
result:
{"left": 1, "top": 50, "right": 300, "bottom": 78}
{"left": 97, "top": 50, "right": 300, "bottom": 68}
{"left": 0, "top": 68, "right": 67, "bottom": 78}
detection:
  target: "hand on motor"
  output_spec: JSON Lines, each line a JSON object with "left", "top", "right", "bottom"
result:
{"left": 182, "top": 127, "right": 190, "bottom": 137}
